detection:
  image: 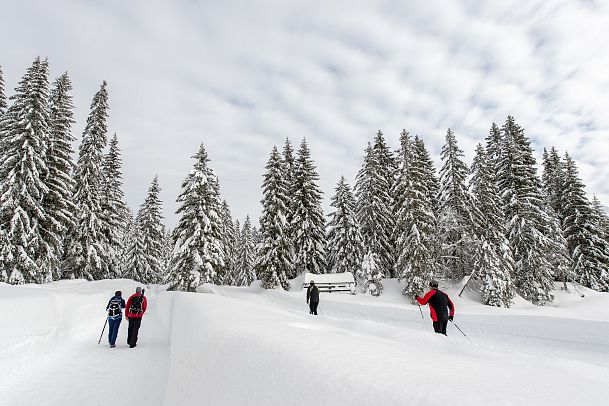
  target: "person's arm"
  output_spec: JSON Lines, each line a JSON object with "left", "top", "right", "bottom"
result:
{"left": 306, "top": 287, "right": 311, "bottom": 303}
{"left": 142, "top": 296, "right": 148, "bottom": 314}
{"left": 447, "top": 295, "right": 455, "bottom": 318}
{"left": 121, "top": 298, "right": 126, "bottom": 309}
{"left": 125, "top": 296, "right": 132, "bottom": 318}
{"left": 105, "top": 299, "right": 111, "bottom": 311}
{"left": 416, "top": 290, "right": 435, "bottom": 305}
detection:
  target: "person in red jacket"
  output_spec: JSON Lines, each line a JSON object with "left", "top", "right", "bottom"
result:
{"left": 125, "top": 287, "right": 148, "bottom": 348}
{"left": 416, "top": 280, "right": 455, "bottom": 335}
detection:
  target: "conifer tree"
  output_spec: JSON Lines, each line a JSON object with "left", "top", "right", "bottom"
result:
{"left": 137, "top": 176, "right": 166, "bottom": 283}
{"left": 327, "top": 176, "right": 364, "bottom": 274}
{"left": 101, "top": 134, "right": 127, "bottom": 277}
{"left": 291, "top": 139, "right": 326, "bottom": 276}
{"left": 561, "top": 154, "right": 609, "bottom": 291}
{"left": 355, "top": 132, "right": 395, "bottom": 277}
{"left": 168, "top": 144, "right": 225, "bottom": 291}
{"left": 591, "top": 196, "right": 609, "bottom": 244}
{"left": 0, "top": 65, "right": 6, "bottom": 116}
{"left": 283, "top": 138, "right": 296, "bottom": 245}
{"left": 542, "top": 147, "right": 565, "bottom": 216}
{"left": 254, "top": 146, "right": 291, "bottom": 290}
{"left": 219, "top": 200, "right": 237, "bottom": 285}
{"left": 485, "top": 122, "right": 502, "bottom": 167}
{"left": 469, "top": 144, "right": 515, "bottom": 307}
{"left": 117, "top": 206, "right": 136, "bottom": 277}
{"left": 436, "top": 129, "right": 475, "bottom": 280}
{"left": 0, "top": 58, "right": 51, "bottom": 283}
{"left": 358, "top": 250, "right": 383, "bottom": 296}
{"left": 496, "top": 116, "right": 556, "bottom": 304}
{"left": 413, "top": 136, "right": 440, "bottom": 213}
{"left": 40, "top": 73, "right": 76, "bottom": 279}
{"left": 124, "top": 215, "right": 146, "bottom": 282}
{"left": 63, "top": 82, "right": 110, "bottom": 280}
{"left": 394, "top": 137, "right": 436, "bottom": 298}
{"left": 236, "top": 215, "right": 256, "bottom": 286}
{"left": 160, "top": 228, "right": 174, "bottom": 283}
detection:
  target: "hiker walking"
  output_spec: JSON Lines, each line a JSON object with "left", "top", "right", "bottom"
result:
{"left": 306, "top": 280, "right": 320, "bottom": 315}
{"left": 105, "top": 291, "right": 126, "bottom": 348}
{"left": 125, "top": 287, "right": 147, "bottom": 348}
{"left": 415, "top": 280, "right": 455, "bottom": 335}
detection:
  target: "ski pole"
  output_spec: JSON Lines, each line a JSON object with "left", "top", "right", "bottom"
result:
{"left": 450, "top": 320, "right": 472, "bottom": 343}
{"left": 417, "top": 303, "right": 424, "bottom": 319}
{"left": 98, "top": 319, "right": 108, "bottom": 345}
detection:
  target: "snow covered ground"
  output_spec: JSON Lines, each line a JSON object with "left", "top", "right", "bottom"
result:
{"left": 1, "top": 279, "right": 608, "bottom": 406}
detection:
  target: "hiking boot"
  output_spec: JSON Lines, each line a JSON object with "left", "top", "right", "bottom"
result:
{"left": 110, "top": 344, "right": 116, "bottom": 348}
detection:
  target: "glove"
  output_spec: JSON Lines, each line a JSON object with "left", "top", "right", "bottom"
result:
{"left": 306, "top": 300, "right": 309, "bottom": 304}
{"left": 448, "top": 315, "right": 454, "bottom": 322}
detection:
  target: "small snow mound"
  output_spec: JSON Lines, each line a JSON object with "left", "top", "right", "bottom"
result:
{"left": 196, "top": 283, "right": 217, "bottom": 294}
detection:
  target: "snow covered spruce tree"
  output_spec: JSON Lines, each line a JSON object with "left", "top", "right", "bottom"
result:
{"left": 63, "top": 82, "right": 111, "bottom": 280}
{"left": 291, "top": 138, "right": 326, "bottom": 276}
{"left": 168, "top": 144, "right": 225, "bottom": 291}
{"left": 358, "top": 250, "right": 383, "bottom": 296}
{"left": 0, "top": 58, "right": 51, "bottom": 283}
{"left": 436, "top": 129, "right": 476, "bottom": 280}
{"left": 414, "top": 136, "right": 440, "bottom": 214}
{"left": 282, "top": 138, "right": 297, "bottom": 246}
{"left": 394, "top": 135, "right": 436, "bottom": 299}
{"left": 0, "top": 64, "right": 6, "bottom": 116}
{"left": 495, "top": 116, "right": 557, "bottom": 304}
{"left": 235, "top": 215, "right": 256, "bottom": 286}
{"left": 591, "top": 196, "right": 609, "bottom": 246}
{"left": 117, "top": 206, "right": 136, "bottom": 276}
{"left": 101, "top": 134, "right": 128, "bottom": 277}
{"left": 219, "top": 200, "right": 238, "bottom": 285}
{"left": 561, "top": 153, "right": 609, "bottom": 291}
{"left": 39, "top": 72, "right": 76, "bottom": 280}
{"left": 160, "top": 228, "right": 174, "bottom": 282}
{"left": 326, "top": 176, "right": 364, "bottom": 274}
{"left": 355, "top": 131, "right": 395, "bottom": 277}
{"left": 254, "top": 146, "right": 292, "bottom": 290}
{"left": 542, "top": 147, "right": 565, "bottom": 217}
{"left": 468, "top": 144, "right": 515, "bottom": 307}
{"left": 127, "top": 176, "right": 166, "bottom": 284}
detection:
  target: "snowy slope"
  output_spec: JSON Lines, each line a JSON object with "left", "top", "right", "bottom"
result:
{"left": 1, "top": 279, "right": 608, "bottom": 406}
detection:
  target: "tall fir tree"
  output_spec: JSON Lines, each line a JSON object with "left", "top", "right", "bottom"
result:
{"left": 358, "top": 250, "right": 383, "bottom": 296}
{"left": 561, "top": 154, "right": 609, "bottom": 291}
{"left": 160, "top": 228, "right": 174, "bottom": 283}
{"left": 541, "top": 147, "right": 565, "bottom": 217}
{"left": 591, "top": 195, "right": 609, "bottom": 245}
{"left": 236, "top": 215, "right": 256, "bottom": 286}
{"left": 101, "top": 134, "right": 127, "bottom": 277}
{"left": 0, "top": 58, "right": 51, "bottom": 283}
{"left": 40, "top": 73, "right": 76, "bottom": 280}
{"left": 0, "top": 64, "right": 7, "bottom": 116}
{"left": 124, "top": 214, "right": 146, "bottom": 282}
{"left": 137, "top": 176, "right": 166, "bottom": 283}
{"left": 496, "top": 116, "right": 556, "bottom": 304}
{"left": 64, "top": 82, "right": 111, "bottom": 280}
{"left": 394, "top": 136, "right": 436, "bottom": 299}
{"left": 282, "top": 138, "right": 297, "bottom": 251}
{"left": 469, "top": 144, "right": 515, "bottom": 307}
{"left": 413, "top": 136, "right": 440, "bottom": 214}
{"left": 254, "top": 146, "right": 291, "bottom": 290}
{"left": 168, "top": 144, "right": 225, "bottom": 291}
{"left": 219, "top": 200, "right": 237, "bottom": 285}
{"left": 117, "top": 206, "right": 136, "bottom": 277}
{"left": 326, "top": 176, "right": 364, "bottom": 274}
{"left": 437, "top": 129, "right": 475, "bottom": 279}
{"left": 355, "top": 132, "right": 395, "bottom": 277}
{"left": 291, "top": 139, "right": 326, "bottom": 276}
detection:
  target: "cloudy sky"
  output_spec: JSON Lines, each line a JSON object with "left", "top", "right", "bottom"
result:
{"left": 2, "top": 0, "right": 609, "bottom": 226}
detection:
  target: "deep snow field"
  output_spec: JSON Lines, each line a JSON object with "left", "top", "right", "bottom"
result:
{"left": 1, "top": 278, "right": 608, "bottom": 406}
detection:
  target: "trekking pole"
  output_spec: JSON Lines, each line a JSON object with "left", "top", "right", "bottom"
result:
{"left": 417, "top": 302, "right": 424, "bottom": 319}
{"left": 97, "top": 319, "right": 108, "bottom": 345}
{"left": 450, "top": 320, "right": 472, "bottom": 343}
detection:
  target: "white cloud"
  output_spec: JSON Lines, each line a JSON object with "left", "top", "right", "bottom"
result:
{"left": 2, "top": 0, "right": 609, "bottom": 225}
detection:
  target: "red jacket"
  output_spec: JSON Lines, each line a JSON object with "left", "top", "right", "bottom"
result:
{"left": 416, "top": 289, "right": 455, "bottom": 322}
{"left": 125, "top": 293, "right": 148, "bottom": 318}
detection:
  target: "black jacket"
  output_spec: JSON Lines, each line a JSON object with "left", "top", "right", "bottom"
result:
{"left": 307, "top": 285, "right": 320, "bottom": 303}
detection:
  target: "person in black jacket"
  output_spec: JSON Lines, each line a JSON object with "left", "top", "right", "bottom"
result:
{"left": 415, "top": 280, "right": 455, "bottom": 335}
{"left": 306, "top": 280, "right": 320, "bottom": 315}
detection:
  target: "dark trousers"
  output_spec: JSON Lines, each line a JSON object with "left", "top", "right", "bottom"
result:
{"left": 108, "top": 317, "right": 122, "bottom": 345}
{"left": 309, "top": 301, "right": 319, "bottom": 315}
{"left": 127, "top": 317, "right": 142, "bottom": 347}
{"left": 433, "top": 319, "right": 448, "bottom": 335}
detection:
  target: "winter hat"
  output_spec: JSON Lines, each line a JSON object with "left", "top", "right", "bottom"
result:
{"left": 429, "top": 280, "right": 439, "bottom": 288}
{"left": 115, "top": 290, "right": 122, "bottom": 297}
{"left": 310, "top": 280, "right": 315, "bottom": 285}
{"left": 136, "top": 287, "right": 142, "bottom": 293}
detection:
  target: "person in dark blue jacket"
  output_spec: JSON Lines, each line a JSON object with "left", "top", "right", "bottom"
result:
{"left": 105, "top": 291, "right": 126, "bottom": 348}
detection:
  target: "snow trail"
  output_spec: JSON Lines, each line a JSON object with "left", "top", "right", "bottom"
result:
{"left": 0, "top": 281, "right": 171, "bottom": 406}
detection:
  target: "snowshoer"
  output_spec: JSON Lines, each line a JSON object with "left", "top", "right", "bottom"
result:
{"left": 125, "top": 287, "right": 147, "bottom": 348}
{"left": 105, "top": 291, "right": 126, "bottom": 347}
{"left": 415, "top": 280, "right": 455, "bottom": 335}
{"left": 306, "top": 280, "right": 320, "bottom": 315}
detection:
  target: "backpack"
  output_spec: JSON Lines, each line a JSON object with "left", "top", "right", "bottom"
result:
{"left": 129, "top": 295, "right": 144, "bottom": 315}
{"left": 108, "top": 298, "right": 122, "bottom": 317}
